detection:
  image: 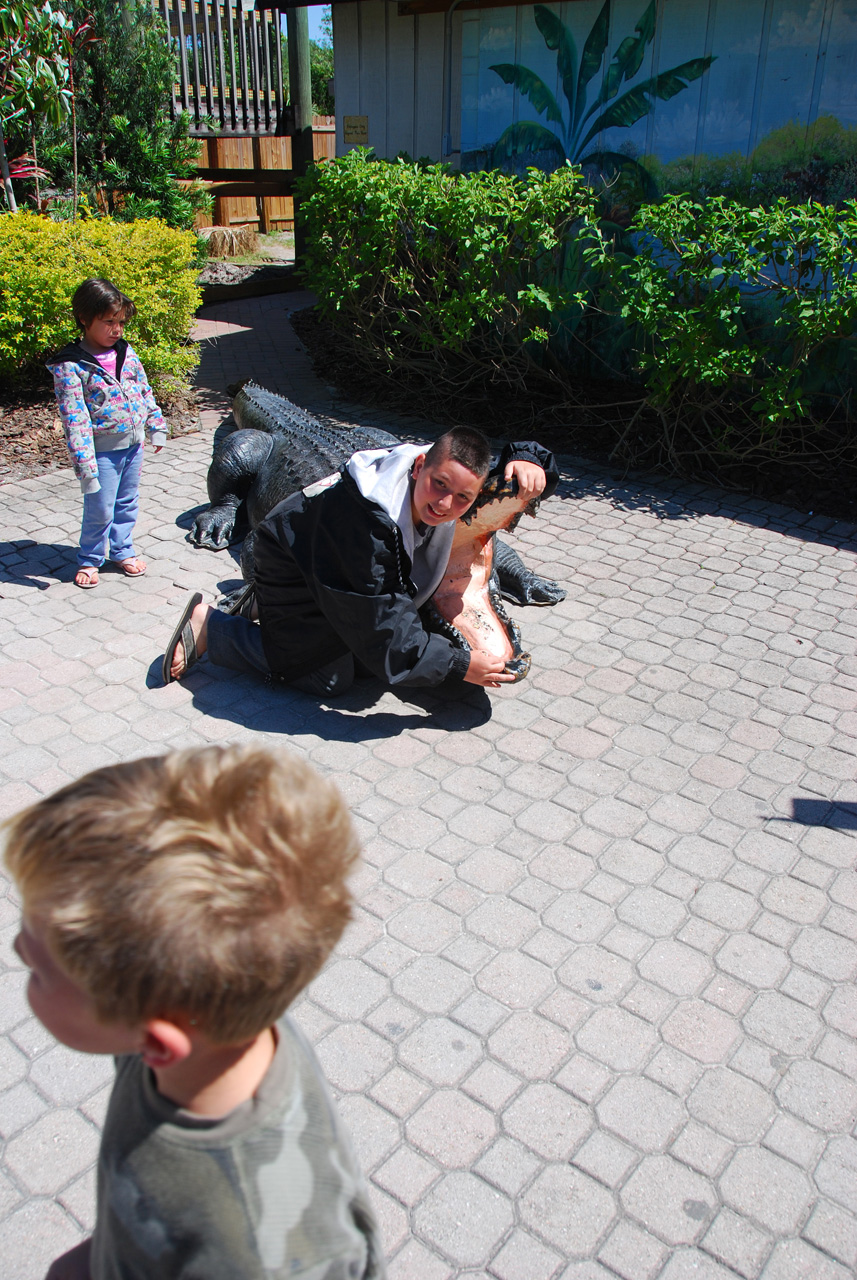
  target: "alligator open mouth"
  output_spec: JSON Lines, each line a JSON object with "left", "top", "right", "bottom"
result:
{"left": 422, "top": 475, "right": 541, "bottom": 681}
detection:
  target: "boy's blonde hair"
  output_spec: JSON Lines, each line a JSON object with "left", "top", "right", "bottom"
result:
{"left": 3, "top": 746, "right": 358, "bottom": 1044}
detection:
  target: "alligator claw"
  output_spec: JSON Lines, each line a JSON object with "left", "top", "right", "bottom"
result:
{"left": 190, "top": 507, "right": 237, "bottom": 550}
{"left": 503, "top": 574, "right": 567, "bottom": 607}
{"left": 493, "top": 538, "right": 566, "bottom": 607}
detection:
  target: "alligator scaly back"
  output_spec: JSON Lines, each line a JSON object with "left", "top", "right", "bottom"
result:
{"left": 192, "top": 383, "right": 403, "bottom": 549}
{"left": 234, "top": 381, "right": 399, "bottom": 498}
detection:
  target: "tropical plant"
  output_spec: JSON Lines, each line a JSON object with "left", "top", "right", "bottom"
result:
{"left": 18, "top": 0, "right": 210, "bottom": 229}
{"left": 0, "top": 1, "right": 70, "bottom": 212}
{"left": 489, "top": 0, "right": 714, "bottom": 184}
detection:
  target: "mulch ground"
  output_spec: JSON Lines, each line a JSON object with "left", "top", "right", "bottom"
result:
{"left": 0, "top": 373, "right": 201, "bottom": 484}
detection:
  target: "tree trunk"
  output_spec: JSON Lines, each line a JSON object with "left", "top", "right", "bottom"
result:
{"left": 32, "top": 126, "right": 41, "bottom": 207}
{"left": 286, "top": 7, "right": 313, "bottom": 261}
{"left": 70, "top": 60, "right": 78, "bottom": 221}
{"left": 0, "top": 125, "right": 18, "bottom": 212}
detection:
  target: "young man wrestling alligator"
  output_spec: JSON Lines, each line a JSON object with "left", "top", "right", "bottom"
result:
{"left": 164, "top": 424, "right": 558, "bottom": 695}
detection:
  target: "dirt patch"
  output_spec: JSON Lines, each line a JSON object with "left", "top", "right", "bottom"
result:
{"left": 197, "top": 231, "right": 296, "bottom": 289}
{"left": 0, "top": 373, "right": 201, "bottom": 485}
{"left": 197, "top": 261, "right": 296, "bottom": 289}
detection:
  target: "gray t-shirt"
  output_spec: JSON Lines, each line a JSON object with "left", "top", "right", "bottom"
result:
{"left": 90, "top": 1016, "right": 385, "bottom": 1279}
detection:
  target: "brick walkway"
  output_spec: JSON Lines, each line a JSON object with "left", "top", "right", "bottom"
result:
{"left": 1, "top": 291, "right": 856, "bottom": 1279}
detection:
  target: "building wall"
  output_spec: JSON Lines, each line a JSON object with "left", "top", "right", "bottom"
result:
{"left": 460, "top": 0, "right": 857, "bottom": 172}
{"left": 333, "top": 0, "right": 857, "bottom": 172}
{"left": 332, "top": 1, "right": 463, "bottom": 161}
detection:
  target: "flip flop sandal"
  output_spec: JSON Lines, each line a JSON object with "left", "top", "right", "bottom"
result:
{"left": 117, "top": 557, "right": 147, "bottom": 577}
{"left": 74, "top": 567, "right": 99, "bottom": 589}
{"left": 162, "top": 592, "right": 203, "bottom": 684}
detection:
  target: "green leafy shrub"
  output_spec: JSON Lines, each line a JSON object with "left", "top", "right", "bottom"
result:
{"left": 297, "top": 150, "right": 611, "bottom": 408}
{"left": 98, "top": 113, "right": 211, "bottom": 232}
{"left": 0, "top": 211, "right": 201, "bottom": 390}
{"left": 583, "top": 193, "right": 857, "bottom": 470}
{"left": 299, "top": 151, "right": 857, "bottom": 484}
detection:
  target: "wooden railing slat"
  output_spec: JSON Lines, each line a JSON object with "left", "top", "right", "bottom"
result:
{"left": 165, "top": 4, "right": 296, "bottom": 138}
{"left": 186, "top": 1, "right": 202, "bottom": 122}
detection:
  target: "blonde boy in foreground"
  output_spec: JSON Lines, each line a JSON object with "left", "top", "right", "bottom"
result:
{"left": 4, "top": 746, "right": 385, "bottom": 1279}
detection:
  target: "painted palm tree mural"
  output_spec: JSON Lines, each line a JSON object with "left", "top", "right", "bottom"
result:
{"left": 489, "top": 0, "right": 715, "bottom": 181}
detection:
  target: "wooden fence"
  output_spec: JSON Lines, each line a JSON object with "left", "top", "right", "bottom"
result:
{"left": 193, "top": 118, "right": 336, "bottom": 231}
{"left": 161, "top": 0, "right": 286, "bottom": 136}
{"left": 161, "top": 3, "right": 336, "bottom": 233}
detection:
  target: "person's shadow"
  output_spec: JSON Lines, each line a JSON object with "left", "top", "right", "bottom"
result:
{"left": 776, "top": 799, "right": 857, "bottom": 830}
{"left": 0, "top": 539, "right": 79, "bottom": 588}
{"left": 146, "top": 645, "right": 492, "bottom": 744}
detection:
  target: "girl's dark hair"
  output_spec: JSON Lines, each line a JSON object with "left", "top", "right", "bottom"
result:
{"left": 71, "top": 278, "right": 137, "bottom": 332}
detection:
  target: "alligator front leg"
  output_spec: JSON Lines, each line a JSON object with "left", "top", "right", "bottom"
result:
{"left": 494, "top": 537, "right": 567, "bottom": 606}
{"left": 190, "top": 430, "right": 274, "bottom": 550}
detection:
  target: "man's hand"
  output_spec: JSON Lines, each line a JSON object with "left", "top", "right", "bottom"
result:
{"left": 504, "top": 460, "right": 546, "bottom": 502}
{"left": 45, "top": 1238, "right": 92, "bottom": 1280}
{"left": 464, "top": 649, "right": 516, "bottom": 688}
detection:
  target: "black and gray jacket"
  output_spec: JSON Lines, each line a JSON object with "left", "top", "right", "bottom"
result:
{"left": 252, "top": 440, "right": 558, "bottom": 687}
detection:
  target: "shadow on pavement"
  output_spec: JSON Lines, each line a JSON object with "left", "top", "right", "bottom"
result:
{"left": 0, "top": 539, "right": 78, "bottom": 588}
{"left": 145, "top": 653, "right": 492, "bottom": 743}
{"left": 778, "top": 798, "right": 857, "bottom": 830}
{"left": 555, "top": 471, "right": 857, "bottom": 552}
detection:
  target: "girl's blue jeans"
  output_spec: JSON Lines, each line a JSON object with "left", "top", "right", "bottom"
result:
{"left": 78, "top": 444, "right": 143, "bottom": 568}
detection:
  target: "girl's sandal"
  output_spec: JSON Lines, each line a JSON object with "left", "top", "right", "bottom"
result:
{"left": 117, "top": 557, "right": 147, "bottom": 577}
{"left": 74, "top": 567, "right": 99, "bottom": 590}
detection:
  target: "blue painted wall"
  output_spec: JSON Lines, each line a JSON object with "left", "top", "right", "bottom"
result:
{"left": 460, "top": 0, "right": 857, "bottom": 172}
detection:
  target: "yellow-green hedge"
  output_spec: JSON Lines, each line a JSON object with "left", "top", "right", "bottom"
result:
{"left": 0, "top": 213, "right": 201, "bottom": 391}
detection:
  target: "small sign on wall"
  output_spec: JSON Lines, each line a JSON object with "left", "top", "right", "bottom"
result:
{"left": 343, "top": 115, "right": 369, "bottom": 145}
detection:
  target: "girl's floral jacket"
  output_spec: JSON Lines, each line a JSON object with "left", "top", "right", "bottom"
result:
{"left": 47, "top": 339, "right": 167, "bottom": 494}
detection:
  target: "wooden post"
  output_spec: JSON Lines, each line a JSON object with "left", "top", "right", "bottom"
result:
{"left": 252, "top": 135, "right": 271, "bottom": 233}
{"left": 285, "top": 7, "right": 313, "bottom": 257}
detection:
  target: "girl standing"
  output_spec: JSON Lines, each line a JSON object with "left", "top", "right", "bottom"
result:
{"left": 48, "top": 278, "right": 166, "bottom": 588}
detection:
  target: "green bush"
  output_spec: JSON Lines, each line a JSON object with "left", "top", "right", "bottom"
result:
{"left": 297, "top": 150, "right": 609, "bottom": 405}
{"left": 0, "top": 212, "right": 201, "bottom": 391}
{"left": 298, "top": 151, "right": 857, "bottom": 481}
{"left": 581, "top": 193, "right": 857, "bottom": 471}
{"left": 592, "top": 195, "right": 857, "bottom": 417}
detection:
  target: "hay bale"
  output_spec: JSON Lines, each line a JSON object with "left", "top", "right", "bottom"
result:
{"left": 199, "top": 224, "right": 258, "bottom": 258}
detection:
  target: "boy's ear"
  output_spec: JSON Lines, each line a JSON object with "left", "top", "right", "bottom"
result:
{"left": 412, "top": 453, "right": 426, "bottom": 478}
{"left": 141, "top": 1019, "right": 193, "bottom": 1069}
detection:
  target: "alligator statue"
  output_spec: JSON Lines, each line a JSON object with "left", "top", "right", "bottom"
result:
{"left": 190, "top": 382, "right": 565, "bottom": 681}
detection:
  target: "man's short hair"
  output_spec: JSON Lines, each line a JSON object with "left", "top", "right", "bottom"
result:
{"left": 424, "top": 426, "right": 492, "bottom": 479}
{"left": 71, "top": 278, "right": 137, "bottom": 332}
{"left": 3, "top": 747, "right": 358, "bottom": 1044}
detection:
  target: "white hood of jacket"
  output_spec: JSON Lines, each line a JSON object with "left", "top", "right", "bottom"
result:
{"left": 347, "top": 444, "right": 456, "bottom": 607}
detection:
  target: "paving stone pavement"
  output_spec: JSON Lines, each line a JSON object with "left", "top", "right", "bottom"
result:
{"left": 1, "top": 291, "right": 856, "bottom": 1279}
